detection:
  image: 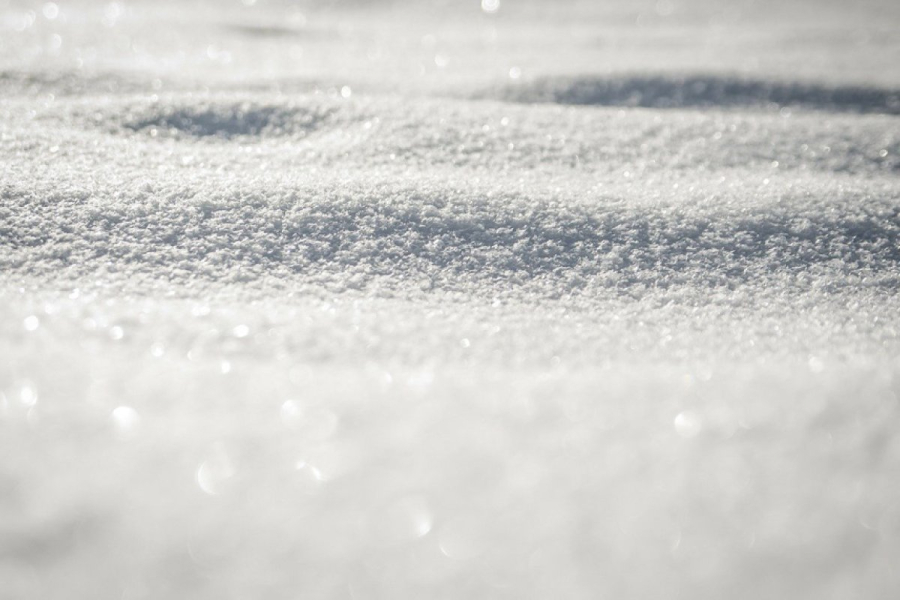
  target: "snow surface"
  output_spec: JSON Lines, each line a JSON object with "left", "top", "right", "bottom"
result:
{"left": 2, "top": 0, "right": 900, "bottom": 598}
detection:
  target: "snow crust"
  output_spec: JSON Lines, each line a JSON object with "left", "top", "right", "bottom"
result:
{"left": 2, "top": 1, "right": 900, "bottom": 599}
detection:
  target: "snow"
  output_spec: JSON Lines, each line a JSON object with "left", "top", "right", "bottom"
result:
{"left": 1, "top": 0, "right": 900, "bottom": 599}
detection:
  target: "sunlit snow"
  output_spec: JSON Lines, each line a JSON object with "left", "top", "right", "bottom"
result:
{"left": 1, "top": 0, "right": 899, "bottom": 598}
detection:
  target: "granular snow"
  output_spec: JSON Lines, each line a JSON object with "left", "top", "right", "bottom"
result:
{"left": 2, "top": 1, "right": 900, "bottom": 599}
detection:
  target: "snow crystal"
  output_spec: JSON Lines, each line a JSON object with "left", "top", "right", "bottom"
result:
{"left": 110, "top": 406, "right": 141, "bottom": 439}
{"left": 22, "top": 315, "right": 40, "bottom": 331}
{"left": 674, "top": 410, "right": 703, "bottom": 438}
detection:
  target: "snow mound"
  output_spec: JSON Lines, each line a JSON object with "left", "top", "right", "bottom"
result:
{"left": 10, "top": 92, "right": 897, "bottom": 174}
{"left": 3, "top": 179, "right": 898, "bottom": 294}
{"left": 489, "top": 74, "right": 900, "bottom": 114}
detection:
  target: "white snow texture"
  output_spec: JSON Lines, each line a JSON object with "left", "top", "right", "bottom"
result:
{"left": 1, "top": 0, "right": 900, "bottom": 599}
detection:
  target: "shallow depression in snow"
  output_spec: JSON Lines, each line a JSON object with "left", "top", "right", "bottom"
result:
{"left": 123, "top": 102, "right": 337, "bottom": 139}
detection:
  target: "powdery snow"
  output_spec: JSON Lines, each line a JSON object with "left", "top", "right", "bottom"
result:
{"left": 2, "top": 1, "right": 900, "bottom": 599}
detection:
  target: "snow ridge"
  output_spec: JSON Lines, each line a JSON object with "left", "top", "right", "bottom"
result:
{"left": 3, "top": 180, "right": 898, "bottom": 294}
